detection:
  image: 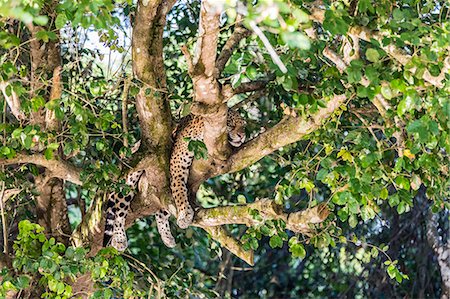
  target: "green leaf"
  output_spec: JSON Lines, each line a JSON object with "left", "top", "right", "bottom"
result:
{"left": 16, "top": 275, "right": 30, "bottom": 289}
{"left": 269, "top": 235, "right": 283, "bottom": 248}
{"left": 289, "top": 243, "right": 306, "bottom": 259}
{"left": 348, "top": 215, "right": 358, "bottom": 228}
{"left": 366, "top": 48, "right": 380, "bottom": 63}
{"left": 395, "top": 176, "right": 410, "bottom": 191}
{"left": 323, "top": 10, "right": 349, "bottom": 35}
{"left": 55, "top": 13, "right": 68, "bottom": 29}
{"left": 281, "top": 32, "right": 310, "bottom": 50}
{"left": 381, "top": 85, "right": 393, "bottom": 99}
{"left": 44, "top": 148, "right": 54, "bottom": 160}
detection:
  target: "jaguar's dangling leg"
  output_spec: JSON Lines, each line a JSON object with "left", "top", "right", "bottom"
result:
{"left": 103, "top": 170, "right": 144, "bottom": 251}
{"left": 155, "top": 209, "right": 176, "bottom": 248}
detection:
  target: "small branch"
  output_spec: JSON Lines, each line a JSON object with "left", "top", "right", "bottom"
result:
{"left": 222, "top": 75, "right": 275, "bottom": 100}
{"left": 323, "top": 46, "right": 405, "bottom": 155}
{"left": 215, "top": 16, "right": 251, "bottom": 77}
{"left": 181, "top": 45, "right": 194, "bottom": 76}
{"left": 223, "top": 94, "right": 347, "bottom": 174}
{"left": 309, "top": 7, "right": 450, "bottom": 88}
{"left": 247, "top": 20, "right": 287, "bottom": 74}
{"left": 201, "top": 226, "right": 254, "bottom": 266}
{"left": 2, "top": 189, "right": 21, "bottom": 203}
{"left": 0, "top": 182, "right": 9, "bottom": 257}
{"left": 342, "top": 34, "right": 360, "bottom": 64}
{"left": 0, "top": 81, "right": 25, "bottom": 121}
{"left": 121, "top": 78, "right": 131, "bottom": 148}
{"left": 0, "top": 154, "right": 82, "bottom": 185}
{"left": 45, "top": 66, "right": 62, "bottom": 131}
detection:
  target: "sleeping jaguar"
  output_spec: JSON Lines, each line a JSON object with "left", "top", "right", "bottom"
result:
{"left": 103, "top": 109, "right": 245, "bottom": 250}
{"left": 170, "top": 109, "right": 246, "bottom": 229}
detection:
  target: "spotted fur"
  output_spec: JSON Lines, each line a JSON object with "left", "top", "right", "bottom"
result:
{"left": 170, "top": 110, "right": 246, "bottom": 229}
{"left": 103, "top": 170, "right": 176, "bottom": 250}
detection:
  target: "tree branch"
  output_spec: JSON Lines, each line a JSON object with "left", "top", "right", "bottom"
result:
{"left": 181, "top": 45, "right": 194, "bottom": 76}
{"left": 45, "top": 65, "right": 62, "bottom": 131}
{"left": 215, "top": 17, "right": 251, "bottom": 77}
{"left": 0, "top": 81, "right": 25, "bottom": 121}
{"left": 132, "top": 0, "right": 175, "bottom": 149}
{"left": 0, "top": 154, "right": 82, "bottom": 185}
{"left": 223, "top": 94, "right": 347, "bottom": 174}
{"left": 192, "top": 200, "right": 329, "bottom": 265}
{"left": 201, "top": 226, "right": 254, "bottom": 266}
{"left": 426, "top": 210, "right": 450, "bottom": 297}
{"left": 309, "top": 6, "right": 450, "bottom": 88}
{"left": 322, "top": 46, "right": 406, "bottom": 155}
{"left": 189, "top": 0, "right": 229, "bottom": 161}
{"left": 194, "top": 200, "right": 329, "bottom": 235}
{"left": 222, "top": 75, "right": 275, "bottom": 101}
{"left": 192, "top": 0, "right": 222, "bottom": 77}
{"left": 121, "top": 78, "right": 131, "bottom": 148}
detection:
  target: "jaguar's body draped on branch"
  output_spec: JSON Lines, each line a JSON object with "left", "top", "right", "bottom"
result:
{"left": 170, "top": 109, "right": 246, "bottom": 229}
{"left": 102, "top": 109, "right": 245, "bottom": 251}
{"left": 103, "top": 170, "right": 175, "bottom": 250}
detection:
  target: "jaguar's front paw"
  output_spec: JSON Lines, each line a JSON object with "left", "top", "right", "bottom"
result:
{"left": 111, "top": 232, "right": 128, "bottom": 252}
{"left": 176, "top": 206, "right": 194, "bottom": 229}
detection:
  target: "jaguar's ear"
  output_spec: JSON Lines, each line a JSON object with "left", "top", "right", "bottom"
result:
{"left": 138, "top": 171, "right": 148, "bottom": 195}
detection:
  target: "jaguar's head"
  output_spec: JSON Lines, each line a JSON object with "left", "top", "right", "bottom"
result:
{"left": 227, "top": 110, "right": 246, "bottom": 147}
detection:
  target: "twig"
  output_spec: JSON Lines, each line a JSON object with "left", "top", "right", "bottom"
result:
{"left": 0, "top": 181, "right": 9, "bottom": 257}
{"left": 181, "top": 45, "right": 194, "bottom": 76}
{"left": 121, "top": 78, "right": 131, "bottom": 148}
{"left": 247, "top": 20, "right": 287, "bottom": 73}
{"left": 0, "top": 81, "right": 25, "bottom": 121}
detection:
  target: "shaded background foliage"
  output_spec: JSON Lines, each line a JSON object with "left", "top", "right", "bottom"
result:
{"left": 0, "top": 0, "right": 449, "bottom": 298}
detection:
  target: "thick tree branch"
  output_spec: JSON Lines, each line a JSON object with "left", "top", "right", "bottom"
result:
{"left": 132, "top": 0, "right": 175, "bottom": 150}
{"left": 35, "top": 176, "right": 71, "bottom": 244}
{"left": 45, "top": 65, "right": 62, "bottom": 131}
{"left": 194, "top": 200, "right": 329, "bottom": 235}
{"left": 192, "top": 0, "right": 222, "bottom": 77}
{"left": 426, "top": 210, "right": 450, "bottom": 298}
{"left": 0, "top": 154, "right": 82, "bottom": 185}
{"left": 188, "top": 0, "right": 229, "bottom": 161}
{"left": 222, "top": 94, "right": 347, "bottom": 174}
{"left": 192, "top": 200, "right": 329, "bottom": 265}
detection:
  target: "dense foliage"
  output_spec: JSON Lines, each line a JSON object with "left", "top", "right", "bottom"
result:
{"left": 0, "top": 0, "right": 449, "bottom": 298}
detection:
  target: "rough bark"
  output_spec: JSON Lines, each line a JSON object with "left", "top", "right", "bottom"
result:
{"left": 195, "top": 201, "right": 329, "bottom": 234}
{"left": 427, "top": 210, "right": 450, "bottom": 299}
{"left": 131, "top": 0, "right": 176, "bottom": 213}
